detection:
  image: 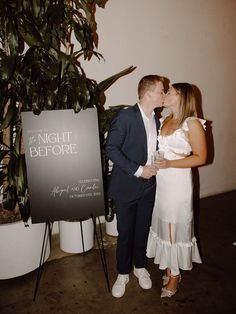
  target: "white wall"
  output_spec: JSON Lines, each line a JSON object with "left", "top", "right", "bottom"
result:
{"left": 82, "top": 0, "right": 236, "bottom": 197}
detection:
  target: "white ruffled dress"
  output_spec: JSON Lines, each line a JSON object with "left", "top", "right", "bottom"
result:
{"left": 146, "top": 117, "right": 205, "bottom": 275}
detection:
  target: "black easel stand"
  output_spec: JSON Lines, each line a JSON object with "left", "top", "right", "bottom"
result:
{"left": 92, "top": 216, "right": 111, "bottom": 292}
{"left": 33, "top": 217, "right": 110, "bottom": 300}
{"left": 33, "top": 221, "right": 52, "bottom": 301}
{"left": 79, "top": 220, "right": 86, "bottom": 256}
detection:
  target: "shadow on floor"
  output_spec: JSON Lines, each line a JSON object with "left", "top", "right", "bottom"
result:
{"left": 0, "top": 191, "right": 236, "bottom": 314}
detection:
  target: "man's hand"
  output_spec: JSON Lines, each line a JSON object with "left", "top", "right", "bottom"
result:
{"left": 140, "top": 165, "right": 157, "bottom": 179}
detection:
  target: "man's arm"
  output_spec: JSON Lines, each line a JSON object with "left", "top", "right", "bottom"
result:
{"left": 105, "top": 111, "right": 140, "bottom": 176}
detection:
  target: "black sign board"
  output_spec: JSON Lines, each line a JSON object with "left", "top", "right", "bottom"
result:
{"left": 22, "top": 109, "right": 105, "bottom": 223}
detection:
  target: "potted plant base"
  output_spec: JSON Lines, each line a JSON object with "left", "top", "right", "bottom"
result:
{"left": 59, "top": 218, "right": 94, "bottom": 253}
{"left": 0, "top": 218, "right": 50, "bottom": 280}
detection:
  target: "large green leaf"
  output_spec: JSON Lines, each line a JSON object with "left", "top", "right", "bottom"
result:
{"left": 98, "top": 66, "right": 136, "bottom": 93}
{"left": 15, "top": 155, "right": 27, "bottom": 196}
{"left": 32, "top": 92, "right": 44, "bottom": 115}
{"left": 44, "top": 90, "right": 57, "bottom": 110}
{"left": 13, "top": 125, "right": 22, "bottom": 156}
{"left": 72, "top": 99, "right": 81, "bottom": 113}
{"left": 31, "top": 0, "right": 41, "bottom": 17}
{"left": 0, "top": 149, "right": 9, "bottom": 162}
{"left": 0, "top": 55, "right": 16, "bottom": 81}
{"left": 3, "top": 185, "right": 17, "bottom": 211}
{"left": 18, "top": 19, "right": 43, "bottom": 47}
{"left": 0, "top": 171, "right": 7, "bottom": 186}
{"left": 6, "top": 20, "right": 21, "bottom": 55}
{"left": 18, "top": 191, "right": 30, "bottom": 222}
{"left": 0, "top": 101, "right": 18, "bottom": 130}
{"left": 7, "top": 154, "right": 17, "bottom": 187}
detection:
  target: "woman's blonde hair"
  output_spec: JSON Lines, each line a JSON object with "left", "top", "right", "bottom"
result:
{"left": 171, "top": 83, "right": 197, "bottom": 127}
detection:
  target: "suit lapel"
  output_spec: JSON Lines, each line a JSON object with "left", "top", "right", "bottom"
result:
{"left": 154, "top": 113, "right": 160, "bottom": 150}
{"left": 133, "top": 104, "right": 147, "bottom": 156}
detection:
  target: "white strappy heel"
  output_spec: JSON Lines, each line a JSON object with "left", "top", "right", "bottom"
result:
{"left": 160, "top": 274, "right": 181, "bottom": 298}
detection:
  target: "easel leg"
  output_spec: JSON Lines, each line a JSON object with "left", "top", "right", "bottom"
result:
{"left": 33, "top": 221, "right": 52, "bottom": 301}
{"left": 93, "top": 216, "right": 110, "bottom": 292}
{"left": 79, "top": 220, "right": 86, "bottom": 256}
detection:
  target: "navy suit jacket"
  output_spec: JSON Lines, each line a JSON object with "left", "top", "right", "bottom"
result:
{"left": 105, "top": 104, "right": 160, "bottom": 202}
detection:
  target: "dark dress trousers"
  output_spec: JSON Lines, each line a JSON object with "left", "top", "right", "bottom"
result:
{"left": 105, "top": 104, "right": 160, "bottom": 274}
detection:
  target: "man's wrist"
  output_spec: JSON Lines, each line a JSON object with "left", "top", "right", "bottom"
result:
{"left": 134, "top": 165, "right": 143, "bottom": 177}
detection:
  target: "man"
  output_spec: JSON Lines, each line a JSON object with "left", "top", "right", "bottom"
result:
{"left": 105, "top": 75, "right": 165, "bottom": 298}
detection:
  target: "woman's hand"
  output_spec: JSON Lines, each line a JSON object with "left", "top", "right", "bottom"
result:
{"left": 155, "top": 159, "right": 170, "bottom": 169}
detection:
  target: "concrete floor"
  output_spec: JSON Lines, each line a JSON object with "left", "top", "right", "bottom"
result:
{"left": 0, "top": 191, "right": 236, "bottom": 314}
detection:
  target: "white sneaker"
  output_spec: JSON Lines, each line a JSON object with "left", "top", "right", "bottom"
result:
{"left": 111, "top": 274, "right": 129, "bottom": 298}
{"left": 133, "top": 267, "right": 152, "bottom": 289}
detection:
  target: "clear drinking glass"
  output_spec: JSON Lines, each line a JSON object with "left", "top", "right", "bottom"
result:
{"left": 152, "top": 150, "right": 164, "bottom": 165}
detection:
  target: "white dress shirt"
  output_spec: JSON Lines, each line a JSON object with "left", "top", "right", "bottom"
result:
{"left": 134, "top": 104, "right": 157, "bottom": 177}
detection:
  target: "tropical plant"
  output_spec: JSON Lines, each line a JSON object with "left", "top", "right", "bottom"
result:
{"left": 0, "top": 0, "right": 135, "bottom": 222}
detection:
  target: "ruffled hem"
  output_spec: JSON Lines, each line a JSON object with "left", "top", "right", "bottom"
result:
{"left": 146, "top": 229, "right": 202, "bottom": 276}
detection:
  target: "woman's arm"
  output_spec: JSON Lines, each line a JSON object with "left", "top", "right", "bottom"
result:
{"left": 157, "top": 119, "right": 207, "bottom": 169}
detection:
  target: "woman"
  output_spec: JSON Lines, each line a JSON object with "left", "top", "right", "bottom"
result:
{"left": 146, "top": 83, "right": 207, "bottom": 298}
